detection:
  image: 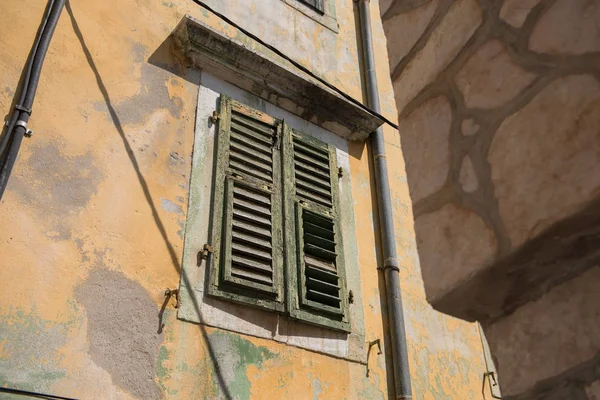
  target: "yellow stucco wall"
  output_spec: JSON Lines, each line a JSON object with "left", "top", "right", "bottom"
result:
{"left": 0, "top": 0, "right": 489, "bottom": 398}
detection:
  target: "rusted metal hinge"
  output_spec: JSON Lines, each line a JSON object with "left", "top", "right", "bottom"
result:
{"left": 210, "top": 110, "right": 219, "bottom": 124}
{"left": 338, "top": 167, "right": 344, "bottom": 178}
{"left": 201, "top": 243, "right": 214, "bottom": 260}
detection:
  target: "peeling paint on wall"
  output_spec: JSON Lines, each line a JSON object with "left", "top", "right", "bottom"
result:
{"left": 11, "top": 140, "right": 102, "bottom": 219}
{"left": 75, "top": 268, "right": 163, "bottom": 399}
{"left": 0, "top": 308, "right": 72, "bottom": 393}
{"left": 207, "top": 331, "right": 277, "bottom": 400}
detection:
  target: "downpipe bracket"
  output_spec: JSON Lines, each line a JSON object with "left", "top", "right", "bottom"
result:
{"left": 377, "top": 257, "right": 400, "bottom": 272}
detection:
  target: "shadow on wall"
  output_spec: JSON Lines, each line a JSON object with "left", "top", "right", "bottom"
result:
{"left": 65, "top": 2, "right": 234, "bottom": 399}
{"left": 360, "top": 136, "right": 396, "bottom": 400}
{"left": 148, "top": 35, "right": 201, "bottom": 86}
{"left": 349, "top": 0, "right": 396, "bottom": 397}
{"left": 348, "top": 136, "right": 397, "bottom": 400}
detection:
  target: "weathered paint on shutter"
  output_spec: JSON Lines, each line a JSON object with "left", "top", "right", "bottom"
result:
{"left": 283, "top": 125, "right": 350, "bottom": 332}
{"left": 208, "top": 95, "right": 284, "bottom": 312}
{"left": 222, "top": 180, "right": 278, "bottom": 295}
{"left": 293, "top": 139, "right": 333, "bottom": 208}
{"left": 297, "top": 207, "right": 344, "bottom": 315}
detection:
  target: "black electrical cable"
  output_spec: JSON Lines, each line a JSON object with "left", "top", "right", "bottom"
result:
{"left": 0, "top": 387, "right": 78, "bottom": 400}
{"left": 190, "top": 0, "right": 400, "bottom": 131}
{"left": 0, "top": 0, "right": 55, "bottom": 157}
{"left": 0, "top": 0, "right": 66, "bottom": 200}
{"left": 23, "top": 0, "right": 66, "bottom": 108}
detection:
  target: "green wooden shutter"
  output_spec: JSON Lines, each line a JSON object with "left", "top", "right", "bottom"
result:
{"left": 283, "top": 125, "right": 350, "bottom": 332}
{"left": 207, "top": 95, "right": 284, "bottom": 312}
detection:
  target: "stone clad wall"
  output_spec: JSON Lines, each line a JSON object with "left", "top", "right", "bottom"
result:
{"left": 382, "top": 0, "right": 600, "bottom": 398}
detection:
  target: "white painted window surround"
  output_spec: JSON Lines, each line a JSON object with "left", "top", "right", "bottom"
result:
{"left": 177, "top": 72, "right": 367, "bottom": 363}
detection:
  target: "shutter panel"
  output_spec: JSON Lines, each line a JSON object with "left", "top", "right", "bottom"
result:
{"left": 208, "top": 95, "right": 284, "bottom": 312}
{"left": 283, "top": 126, "right": 350, "bottom": 332}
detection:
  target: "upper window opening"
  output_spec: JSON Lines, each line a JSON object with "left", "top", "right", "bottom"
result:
{"left": 279, "top": 0, "right": 337, "bottom": 32}
{"left": 297, "top": 0, "right": 325, "bottom": 14}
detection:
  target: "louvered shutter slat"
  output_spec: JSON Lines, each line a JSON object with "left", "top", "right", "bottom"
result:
{"left": 230, "top": 264, "right": 273, "bottom": 286}
{"left": 306, "top": 287, "right": 341, "bottom": 308}
{"left": 230, "top": 123, "right": 273, "bottom": 149}
{"left": 233, "top": 196, "right": 271, "bottom": 219}
{"left": 232, "top": 219, "right": 271, "bottom": 240}
{"left": 231, "top": 110, "right": 275, "bottom": 135}
{"left": 296, "top": 179, "right": 333, "bottom": 199}
{"left": 229, "top": 151, "right": 273, "bottom": 176}
{"left": 231, "top": 254, "right": 273, "bottom": 274}
{"left": 231, "top": 230, "right": 272, "bottom": 251}
{"left": 293, "top": 149, "right": 330, "bottom": 172}
{"left": 305, "top": 254, "right": 336, "bottom": 272}
{"left": 294, "top": 169, "right": 331, "bottom": 190}
{"left": 293, "top": 140, "right": 330, "bottom": 162}
{"left": 233, "top": 185, "right": 271, "bottom": 206}
{"left": 304, "top": 233, "right": 335, "bottom": 252}
{"left": 230, "top": 135, "right": 272, "bottom": 158}
{"left": 232, "top": 205, "right": 271, "bottom": 228}
{"left": 230, "top": 140, "right": 273, "bottom": 164}
{"left": 303, "top": 221, "right": 334, "bottom": 241}
{"left": 293, "top": 161, "right": 331, "bottom": 181}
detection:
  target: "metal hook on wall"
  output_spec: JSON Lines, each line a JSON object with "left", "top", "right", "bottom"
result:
{"left": 366, "top": 339, "right": 382, "bottom": 377}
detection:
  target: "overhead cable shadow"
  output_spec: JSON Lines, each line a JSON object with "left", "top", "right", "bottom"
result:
{"left": 66, "top": 2, "right": 232, "bottom": 398}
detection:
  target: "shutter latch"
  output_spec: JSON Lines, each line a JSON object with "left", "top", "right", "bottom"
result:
{"left": 210, "top": 110, "right": 219, "bottom": 124}
{"left": 338, "top": 167, "right": 344, "bottom": 178}
{"left": 201, "top": 244, "right": 214, "bottom": 260}
{"left": 273, "top": 129, "right": 281, "bottom": 150}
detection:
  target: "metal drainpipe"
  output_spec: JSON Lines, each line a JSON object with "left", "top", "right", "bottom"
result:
{"left": 357, "top": 1, "right": 413, "bottom": 399}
